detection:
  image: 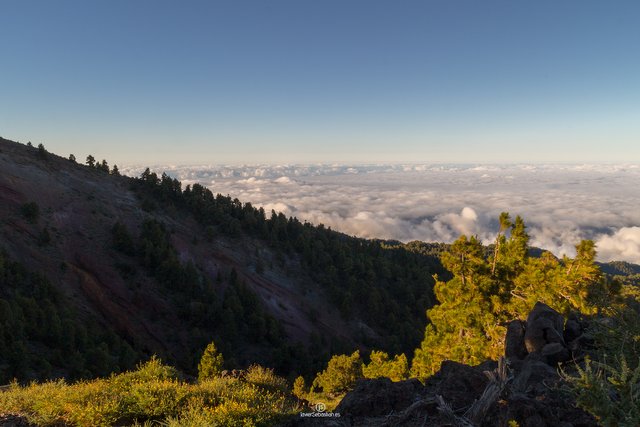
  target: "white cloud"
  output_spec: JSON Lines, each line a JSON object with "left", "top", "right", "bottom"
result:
{"left": 596, "top": 227, "right": 640, "bottom": 264}
{"left": 237, "top": 177, "right": 269, "bottom": 185}
{"left": 274, "top": 176, "right": 293, "bottom": 184}
{"left": 120, "top": 163, "right": 640, "bottom": 263}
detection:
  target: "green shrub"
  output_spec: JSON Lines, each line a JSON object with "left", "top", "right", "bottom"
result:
{"left": 313, "top": 350, "right": 363, "bottom": 395}
{"left": 564, "top": 295, "right": 640, "bottom": 427}
{"left": 244, "top": 364, "right": 289, "bottom": 394}
{"left": 363, "top": 351, "right": 409, "bottom": 382}
{"left": 564, "top": 356, "right": 640, "bottom": 426}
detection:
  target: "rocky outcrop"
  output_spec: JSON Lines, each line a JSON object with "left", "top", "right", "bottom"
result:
{"left": 288, "top": 302, "right": 597, "bottom": 427}
{"left": 507, "top": 302, "right": 588, "bottom": 367}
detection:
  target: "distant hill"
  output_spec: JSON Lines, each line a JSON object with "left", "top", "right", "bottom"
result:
{"left": 0, "top": 137, "right": 445, "bottom": 383}
{"left": 598, "top": 260, "right": 640, "bottom": 276}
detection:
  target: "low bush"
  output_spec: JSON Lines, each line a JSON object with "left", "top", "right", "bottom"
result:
{"left": 0, "top": 357, "right": 297, "bottom": 426}
{"left": 564, "top": 356, "right": 640, "bottom": 427}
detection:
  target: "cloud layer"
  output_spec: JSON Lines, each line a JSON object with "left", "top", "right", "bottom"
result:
{"left": 121, "top": 163, "right": 640, "bottom": 264}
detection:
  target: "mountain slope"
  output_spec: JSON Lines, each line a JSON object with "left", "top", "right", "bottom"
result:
{"left": 0, "top": 138, "right": 443, "bottom": 381}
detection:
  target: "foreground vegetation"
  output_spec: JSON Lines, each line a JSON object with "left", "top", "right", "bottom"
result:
{"left": 0, "top": 357, "right": 298, "bottom": 426}
{"left": 562, "top": 289, "right": 640, "bottom": 426}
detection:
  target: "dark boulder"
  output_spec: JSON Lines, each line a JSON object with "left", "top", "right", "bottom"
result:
{"left": 506, "top": 302, "right": 578, "bottom": 367}
{"left": 524, "top": 302, "right": 565, "bottom": 354}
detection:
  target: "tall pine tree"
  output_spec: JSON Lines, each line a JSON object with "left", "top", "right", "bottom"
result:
{"left": 411, "top": 213, "right": 607, "bottom": 380}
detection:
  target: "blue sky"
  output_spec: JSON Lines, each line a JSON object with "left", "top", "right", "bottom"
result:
{"left": 1, "top": 0, "right": 639, "bottom": 165}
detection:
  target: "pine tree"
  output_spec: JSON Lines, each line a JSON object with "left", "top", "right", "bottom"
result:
{"left": 412, "top": 235, "right": 496, "bottom": 379}
{"left": 491, "top": 212, "right": 511, "bottom": 276}
{"left": 98, "top": 159, "right": 109, "bottom": 173}
{"left": 86, "top": 155, "right": 95, "bottom": 167}
{"left": 198, "top": 341, "right": 224, "bottom": 381}
{"left": 411, "top": 213, "right": 606, "bottom": 381}
{"left": 37, "top": 143, "right": 47, "bottom": 160}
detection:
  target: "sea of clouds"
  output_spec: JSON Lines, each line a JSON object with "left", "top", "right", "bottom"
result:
{"left": 121, "top": 163, "right": 640, "bottom": 264}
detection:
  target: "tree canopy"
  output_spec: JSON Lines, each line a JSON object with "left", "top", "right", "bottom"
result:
{"left": 411, "top": 213, "right": 606, "bottom": 380}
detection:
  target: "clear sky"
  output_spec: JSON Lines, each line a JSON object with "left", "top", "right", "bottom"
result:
{"left": 1, "top": 0, "right": 639, "bottom": 165}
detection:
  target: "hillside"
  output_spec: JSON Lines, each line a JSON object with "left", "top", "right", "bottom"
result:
{"left": 0, "top": 137, "right": 445, "bottom": 382}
